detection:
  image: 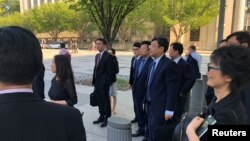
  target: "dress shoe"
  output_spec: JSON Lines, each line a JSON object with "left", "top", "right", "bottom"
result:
{"left": 100, "top": 121, "right": 107, "bottom": 127}
{"left": 131, "top": 118, "right": 137, "bottom": 123}
{"left": 142, "top": 136, "right": 148, "bottom": 141}
{"left": 132, "top": 132, "right": 144, "bottom": 137}
{"left": 93, "top": 117, "right": 104, "bottom": 124}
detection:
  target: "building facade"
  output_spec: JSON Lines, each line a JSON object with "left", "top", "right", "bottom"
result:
{"left": 168, "top": 0, "right": 247, "bottom": 50}
{"left": 20, "top": 0, "right": 61, "bottom": 13}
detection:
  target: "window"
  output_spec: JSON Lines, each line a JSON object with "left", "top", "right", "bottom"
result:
{"left": 190, "top": 28, "right": 200, "bottom": 41}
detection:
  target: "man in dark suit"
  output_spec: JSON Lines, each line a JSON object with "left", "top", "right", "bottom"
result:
{"left": 132, "top": 41, "right": 153, "bottom": 138}
{"left": 129, "top": 42, "right": 141, "bottom": 123}
{"left": 146, "top": 37, "right": 179, "bottom": 141}
{"left": 0, "top": 26, "right": 86, "bottom": 141}
{"left": 32, "top": 63, "right": 45, "bottom": 99}
{"left": 169, "top": 42, "right": 196, "bottom": 122}
{"left": 226, "top": 31, "right": 250, "bottom": 124}
{"left": 92, "top": 38, "right": 114, "bottom": 127}
{"left": 185, "top": 54, "right": 201, "bottom": 79}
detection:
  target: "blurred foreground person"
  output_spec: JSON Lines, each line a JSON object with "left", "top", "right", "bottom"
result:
{"left": 0, "top": 26, "right": 86, "bottom": 141}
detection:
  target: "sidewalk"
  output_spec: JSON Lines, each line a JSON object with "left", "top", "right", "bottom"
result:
{"left": 42, "top": 49, "right": 211, "bottom": 141}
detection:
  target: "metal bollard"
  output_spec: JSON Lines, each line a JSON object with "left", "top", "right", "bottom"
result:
{"left": 107, "top": 116, "right": 132, "bottom": 141}
{"left": 189, "top": 79, "right": 206, "bottom": 113}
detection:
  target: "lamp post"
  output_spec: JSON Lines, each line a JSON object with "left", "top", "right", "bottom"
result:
{"left": 217, "top": 0, "right": 226, "bottom": 48}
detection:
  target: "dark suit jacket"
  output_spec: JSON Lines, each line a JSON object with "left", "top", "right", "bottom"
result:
{"left": 92, "top": 51, "right": 114, "bottom": 89}
{"left": 129, "top": 56, "right": 136, "bottom": 86}
{"left": 241, "top": 84, "right": 250, "bottom": 124}
{"left": 133, "top": 57, "right": 153, "bottom": 99}
{"left": 32, "top": 63, "right": 45, "bottom": 99}
{"left": 0, "top": 92, "right": 86, "bottom": 141}
{"left": 186, "top": 55, "right": 201, "bottom": 79}
{"left": 177, "top": 58, "right": 196, "bottom": 96}
{"left": 148, "top": 55, "right": 179, "bottom": 117}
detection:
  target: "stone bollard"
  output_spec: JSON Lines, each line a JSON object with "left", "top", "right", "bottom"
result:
{"left": 107, "top": 116, "right": 132, "bottom": 141}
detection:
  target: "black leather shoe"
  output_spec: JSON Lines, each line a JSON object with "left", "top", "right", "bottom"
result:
{"left": 142, "top": 137, "right": 148, "bottom": 141}
{"left": 132, "top": 132, "right": 144, "bottom": 137}
{"left": 131, "top": 118, "right": 137, "bottom": 123}
{"left": 93, "top": 117, "right": 104, "bottom": 124}
{"left": 100, "top": 121, "right": 107, "bottom": 127}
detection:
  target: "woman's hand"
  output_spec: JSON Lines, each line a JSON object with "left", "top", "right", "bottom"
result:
{"left": 186, "top": 116, "right": 204, "bottom": 141}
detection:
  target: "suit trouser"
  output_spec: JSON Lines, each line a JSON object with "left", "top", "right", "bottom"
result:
{"left": 175, "top": 96, "right": 188, "bottom": 123}
{"left": 132, "top": 90, "right": 138, "bottom": 120}
{"left": 147, "top": 102, "right": 164, "bottom": 141}
{"left": 134, "top": 94, "right": 146, "bottom": 133}
{"left": 95, "top": 87, "right": 111, "bottom": 119}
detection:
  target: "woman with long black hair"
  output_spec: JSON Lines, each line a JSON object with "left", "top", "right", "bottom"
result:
{"left": 48, "top": 55, "right": 77, "bottom": 106}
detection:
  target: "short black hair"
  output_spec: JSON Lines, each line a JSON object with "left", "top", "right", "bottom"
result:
{"left": 141, "top": 40, "right": 151, "bottom": 49}
{"left": 0, "top": 26, "right": 42, "bottom": 84}
{"left": 170, "top": 42, "right": 184, "bottom": 55}
{"left": 133, "top": 42, "right": 141, "bottom": 48}
{"left": 210, "top": 46, "right": 250, "bottom": 93}
{"left": 189, "top": 45, "right": 196, "bottom": 51}
{"left": 96, "top": 38, "right": 107, "bottom": 45}
{"left": 110, "top": 48, "right": 116, "bottom": 55}
{"left": 226, "top": 31, "right": 250, "bottom": 47}
{"left": 151, "top": 37, "right": 169, "bottom": 53}
{"left": 219, "top": 39, "right": 227, "bottom": 43}
{"left": 60, "top": 42, "right": 66, "bottom": 48}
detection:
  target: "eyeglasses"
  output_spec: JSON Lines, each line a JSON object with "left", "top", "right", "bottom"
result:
{"left": 207, "top": 64, "right": 220, "bottom": 71}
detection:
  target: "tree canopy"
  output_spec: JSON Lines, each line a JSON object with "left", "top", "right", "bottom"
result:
{"left": 70, "top": 0, "right": 146, "bottom": 48}
{"left": 0, "top": 0, "right": 19, "bottom": 15}
{"left": 26, "top": 2, "right": 75, "bottom": 40}
{"left": 160, "top": 0, "right": 219, "bottom": 41}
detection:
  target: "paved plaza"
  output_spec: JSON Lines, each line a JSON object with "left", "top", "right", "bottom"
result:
{"left": 42, "top": 49, "right": 211, "bottom": 141}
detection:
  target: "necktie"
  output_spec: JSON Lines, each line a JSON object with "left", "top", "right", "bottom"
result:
{"left": 137, "top": 59, "right": 145, "bottom": 77}
{"left": 146, "top": 61, "right": 156, "bottom": 101}
{"left": 94, "top": 54, "right": 100, "bottom": 79}
{"left": 133, "top": 58, "right": 137, "bottom": 69}
{"left": 96, "top": 53, "right": 101, "bottom": 67}
{"left": 133, "top": 58, "right": 140, "bottom": 77}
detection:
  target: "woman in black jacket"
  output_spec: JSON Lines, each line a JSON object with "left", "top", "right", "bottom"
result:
{"left": 48, "top": 55, "right": 77, "bottom": 106}
{"left": 186, "top": 46, "right": 250, "bottom": 141}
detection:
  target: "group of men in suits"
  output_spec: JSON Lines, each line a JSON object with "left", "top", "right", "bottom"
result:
{"left": 129, "top": 37, "right": 197, "bottom": 141}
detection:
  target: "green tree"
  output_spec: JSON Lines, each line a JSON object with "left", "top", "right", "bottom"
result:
{"left": 118, "top": 1, "right": 151, "bottom": 48}
{"left": 71, "top": 9, "right": 96, "bottom": 43}
{"left": 0, "top": 12, "right": 24, "bottom": 26}
{"left": 0, "top": 0, "right": 20, "bottom": 15}
{"left": 160, "top": 0, "right": 219, "bottom": 41}
{"left": 70, "top": 0, "right": 146, "bottom": 48}
{"left": 26, "top": 2, "right": 75, "bottom": 40}
{"left": 0, "top": 0, "right": 5, "bottom": 15}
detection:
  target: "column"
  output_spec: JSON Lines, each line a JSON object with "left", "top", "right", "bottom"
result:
{"left": 31, "top": 0, "right": 34, "bottom": 9}
{"left": 37, "top": 0, "right": 41, "bottom": 6}
{"left": 232, "top": 0, "right": 246, "bottom": 31}
{"left": 24, "top": 0, "right": 28, "bottom": 12}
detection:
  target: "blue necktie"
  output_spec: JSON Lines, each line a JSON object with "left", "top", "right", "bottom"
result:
{"left": 137, "top": 59, "right": 145, "bottom": 77}
{"left": 146, "top": 61, "right": 156, "bottom": 101}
